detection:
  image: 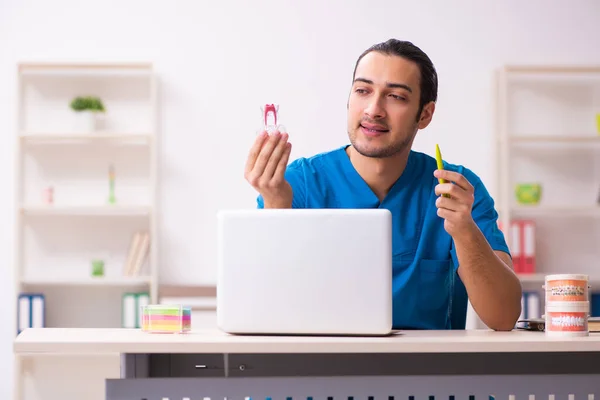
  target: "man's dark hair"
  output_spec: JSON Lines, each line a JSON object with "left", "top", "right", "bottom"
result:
{"left": 352, "top": 39, "right": 438, "bottom": 119}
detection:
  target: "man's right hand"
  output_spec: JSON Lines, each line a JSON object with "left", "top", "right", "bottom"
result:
{"left": 244, "top": 130, "right": 293, "bottom": 208}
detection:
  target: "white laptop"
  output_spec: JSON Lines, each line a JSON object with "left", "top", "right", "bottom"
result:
{"left": 216, "top": 208, "right": 393, "bottom": 336}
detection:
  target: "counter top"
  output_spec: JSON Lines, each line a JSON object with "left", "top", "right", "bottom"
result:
{"left": 13, "top": 327, "right": 600, "bottom": 355}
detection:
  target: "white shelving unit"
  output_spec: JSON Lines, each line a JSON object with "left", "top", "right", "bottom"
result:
{"left": 496, "top": 65, "right": 600, "bottom": 288}
{"left": 13, "top": 62, "right": 159, "bottom": 331}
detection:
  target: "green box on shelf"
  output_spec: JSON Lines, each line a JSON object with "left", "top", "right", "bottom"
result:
{"left": 515, "top": 183, "right": 541, "bottom": 205}
{"left": 91, "top": 259, "right": 104, "bottom": 277}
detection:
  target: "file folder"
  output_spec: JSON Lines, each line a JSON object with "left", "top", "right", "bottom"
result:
{"left": 17, "top": 293, "right": 45, "bottom": 334}
{"left": 122, "top": 292, "right": 150, "bottom": 329}
{"left": 522, "top": 291, "right": 540, "bottom": 319}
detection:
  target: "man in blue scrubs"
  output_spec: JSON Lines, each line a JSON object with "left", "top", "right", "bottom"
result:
{"left": 244, "top": 39, "right": 522, "bottom": 331}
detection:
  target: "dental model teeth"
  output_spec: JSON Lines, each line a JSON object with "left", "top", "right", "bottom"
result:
{"left": 543, "top": 275, "right": 590, "bottom": 336}
{"left": 550, "top": 315, "right": 586, "bottom": 327}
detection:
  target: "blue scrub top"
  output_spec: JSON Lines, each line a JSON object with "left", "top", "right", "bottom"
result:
{"left": 256, "top": 145, "right": 510, "bottom": 330}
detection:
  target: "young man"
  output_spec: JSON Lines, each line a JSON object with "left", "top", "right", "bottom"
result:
{"left": 244, "top": 39, "right": 522, "bottom": 331}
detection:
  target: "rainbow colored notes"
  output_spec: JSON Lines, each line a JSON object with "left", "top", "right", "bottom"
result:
{"left": 141, "top": 304, "right": 191, "bottom": 334}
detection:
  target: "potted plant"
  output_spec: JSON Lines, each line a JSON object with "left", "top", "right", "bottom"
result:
{"left": 69, "top": 96, "right": 105, "bottom": 132}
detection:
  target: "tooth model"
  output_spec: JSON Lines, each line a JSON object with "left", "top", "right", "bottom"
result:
{"left": 261, "top": 103, "right": 285, "bottom": 134}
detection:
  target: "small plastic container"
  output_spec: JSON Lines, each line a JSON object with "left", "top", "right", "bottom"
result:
{"left": 544, "top": 301, "right": 589, "bottom": 337}
{"left": 141, "top": 304, "right": 191, "bottom": 334}
{"left": 544, "top": 274, "right": 589, "bottom": 302}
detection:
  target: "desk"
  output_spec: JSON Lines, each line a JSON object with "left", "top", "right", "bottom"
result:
{"left": 14, "top": 328, "right": 600, "bottom": 399}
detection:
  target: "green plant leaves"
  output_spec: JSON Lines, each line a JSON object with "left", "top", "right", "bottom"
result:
{"left": 70, "top": 96, "right": 105, "bottom": 112}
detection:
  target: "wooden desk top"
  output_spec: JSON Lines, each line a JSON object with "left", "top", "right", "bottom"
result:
{"left": 13, "top": 327, "right": 600, "bottom": 355}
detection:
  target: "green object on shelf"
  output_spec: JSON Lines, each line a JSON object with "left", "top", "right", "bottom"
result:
{"left": 596, "top": 113, "right": 600, "bottom": 135}
{"left": 108, "top": 164, "right": 116, "bottom": 204}
{"left": 92, "top": 259, "right": 104, "bottom": 277}
{"left": 515, "top": 183, "right": 542, "bottom": 205}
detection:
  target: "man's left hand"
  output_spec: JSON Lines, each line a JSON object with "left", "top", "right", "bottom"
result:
{"left": 433, "top": 169, "right": 477, "bottom": 239}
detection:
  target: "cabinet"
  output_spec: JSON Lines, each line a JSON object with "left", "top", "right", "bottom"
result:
{"left": 13, "top": 62, "right": 159, "bottom": 330}
{"left": 496, "top": 65, "right": 600, "bottom": 318}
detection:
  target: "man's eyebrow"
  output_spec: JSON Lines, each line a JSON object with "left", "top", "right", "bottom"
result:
{"left": 354, "top": 77, "right": 412, "bottom": 93}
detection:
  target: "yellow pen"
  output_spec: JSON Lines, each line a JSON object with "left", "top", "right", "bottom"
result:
{"left": 435, "top": 144, "right": 450, "bottom": 198}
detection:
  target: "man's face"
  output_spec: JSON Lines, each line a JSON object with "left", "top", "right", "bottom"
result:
{"left": 347, "top": 51, "right": 432, "bottom": 158}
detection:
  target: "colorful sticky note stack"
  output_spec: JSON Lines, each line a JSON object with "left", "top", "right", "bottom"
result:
{"left": 141, "top": 305, "right": 191, "bottom": 334}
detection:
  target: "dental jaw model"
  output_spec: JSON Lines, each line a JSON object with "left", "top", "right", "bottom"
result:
{"left": 261, "top": 103, "right": 286, "bottom": 134}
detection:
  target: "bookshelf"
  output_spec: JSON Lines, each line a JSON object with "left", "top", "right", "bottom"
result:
{"left": 13, "top": 62, "right": 159, "bottom": 332}
{"left": 495, "top": 65, "right": 600, "bottom": 320}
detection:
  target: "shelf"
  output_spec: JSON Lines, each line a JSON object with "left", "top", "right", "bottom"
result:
{"left": 502, "top": 136, "right": 600, "bottom": 151}
{"left": 518, "top": 273, "right": 600, "bottom": 284}
{"left": 14, "top": 60, "right": 158, "bottom": 347}
{"left": 20, "top": 205, "right": 152, "bottom": 216}
{"left": 509, "top": 205, "right": 600, "bottom": 217}
{"left": 160, "top": 296, "right": 217, "bottom": 310}
{"left": 504, "top": 66, "right": 600, "bottom": 83}
{"left": 19, "top": 63, "right": 153, "bottom": 77}
{"left": 517, "top": 273, "right": 546, "bottom": 283}
{"left": 509, "top": 135, "right": 600, "bottom": 143}
{"left": 20, "top": 276, "right": 151, "bottom": 286}
{"left": 504, "top": 65, "right": 600, "bottom": 74}
{"left": 20, "top": 133, "right": 152, "bottom": 145}
{"left": 496, "top": 65, "right": 600, "bottom": 328}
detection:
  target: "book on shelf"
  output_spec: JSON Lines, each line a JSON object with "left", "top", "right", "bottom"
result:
{"left": 123, "top": 231, "right": 150, "bottom": 276}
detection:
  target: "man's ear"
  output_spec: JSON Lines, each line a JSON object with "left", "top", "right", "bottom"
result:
{"left": 417, "top": 101, "right": 435, "bottom": 129}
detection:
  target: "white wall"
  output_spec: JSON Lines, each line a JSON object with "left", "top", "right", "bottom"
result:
{"left": 1, "top": 0, "right": 600, "bottom": 397}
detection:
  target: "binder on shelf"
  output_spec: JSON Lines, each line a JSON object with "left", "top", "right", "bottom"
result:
{"left": 592, "top": 292, "right": 600, "bottom": 317}
{"left": 137, "top": 292, "right": 150, "bottom": 328}
{"left": 515, "top": 292, "right": 542, "bottom": 328}
{"left": 518, "top": 295, "right": 525, "bottom": 321}
{"left": 17, "top": 293, "right": 45, "bottom": 334}
{"left": 519, "top": 291, "right": 541, "bottom": 320}
{"left": 523, "top": 291, "right": 541, "bottom": 319}
{"left": 510, "top": 220, "right": 522, "bottom": 273}
{"left": 506, "top": 219, "right": 536, "bottom": 274}
{"left": 122, "top": 291, "right": 150, "bottom": 329}
{"left": 521, "top": 220, "right": 536, "bottom": 274}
